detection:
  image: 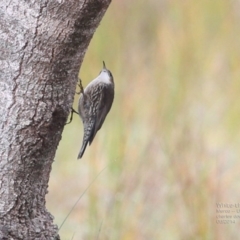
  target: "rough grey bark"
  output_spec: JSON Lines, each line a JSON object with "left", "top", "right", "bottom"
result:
{"left": 0, "top": 0, "right": 111, "bottom": 239}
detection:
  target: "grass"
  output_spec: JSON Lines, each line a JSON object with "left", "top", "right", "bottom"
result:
{"left": 46, "top": 0, "right": 240, "bottom": 239}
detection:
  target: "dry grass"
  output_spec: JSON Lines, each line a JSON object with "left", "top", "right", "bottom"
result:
{"left": 46, "top": 0, "right": 240, "bottom": 239}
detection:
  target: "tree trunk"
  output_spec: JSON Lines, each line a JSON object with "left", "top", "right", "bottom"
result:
{"left": 0, "top": 0, "right": 111, "bottom": 239}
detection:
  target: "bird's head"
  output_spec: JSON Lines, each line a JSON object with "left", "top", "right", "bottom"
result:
{"left": 99, "top": 61, "right": 114, "bottom": 84}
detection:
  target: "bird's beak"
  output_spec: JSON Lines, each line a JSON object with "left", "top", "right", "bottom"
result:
{"left": 103, "top": 61, "right": 106, "bottom": 69}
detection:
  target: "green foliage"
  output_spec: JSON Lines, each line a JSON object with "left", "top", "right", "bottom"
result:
{"left": 47, "top": 0, "right": 240, "bottom": 239}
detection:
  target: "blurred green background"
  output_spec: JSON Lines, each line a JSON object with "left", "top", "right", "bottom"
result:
{"left": 46, "top": 0, "right": 240, "bottom": 239}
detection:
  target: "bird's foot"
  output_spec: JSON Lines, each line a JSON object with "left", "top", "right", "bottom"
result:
{"left": 76, "top": 77, "right": 84, "bottom": 95}
{"left": 65, "top": 108, "right": 79, "bottom": 125}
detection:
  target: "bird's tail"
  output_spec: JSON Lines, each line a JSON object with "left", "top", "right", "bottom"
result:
{"left": 77, "top": 139, "right": 88, "bottom": 159}
{"left": 78, "top": 120, "right": 95, "bottom": 159}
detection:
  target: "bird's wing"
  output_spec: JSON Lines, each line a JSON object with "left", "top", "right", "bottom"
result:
{"left": 89, "top": 84, "right": 114, "bottom": 144}
{"left": 78, "top": 93, "right": 91, "bottom": 121}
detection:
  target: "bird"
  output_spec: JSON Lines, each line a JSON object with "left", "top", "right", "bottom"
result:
{"left": 77, "top": 61, "right": 114, "bottom": 159}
